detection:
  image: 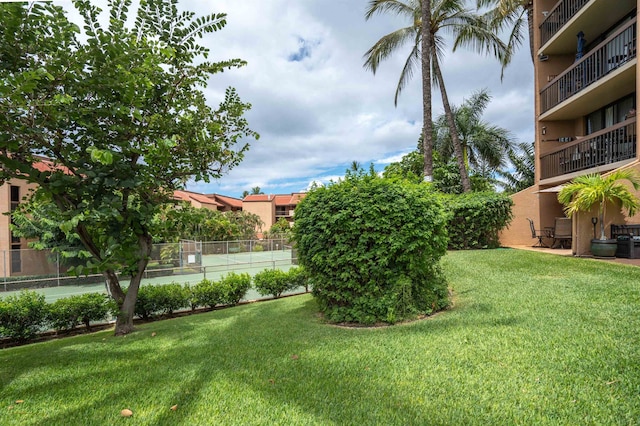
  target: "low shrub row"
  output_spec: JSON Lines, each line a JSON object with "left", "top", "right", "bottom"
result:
{"left": 0, "top": 291, "right": 115, "bottom": 341}
{"left": 0, "top": 267, "right": 307, "bottom": 341}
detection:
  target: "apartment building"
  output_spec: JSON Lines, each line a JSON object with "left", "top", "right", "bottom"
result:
{"left": 501, "top": 0, "right": 640, "bottom": 255}
{"left": 0, "top": 177, "right": 55, "bottom": 277}
{"left": 173, "top": 190, "right": 243, "bottom": 212}
{"left": 242, "top": 193, "right": 306, "bottom": 233}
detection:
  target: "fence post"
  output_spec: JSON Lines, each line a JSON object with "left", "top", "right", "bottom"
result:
{"left": 2, "top": 250, "right": 6, "bottom": 291}
{"left": 203, "top": 265, "right": 206, "bottom": 280}
{"left": 57, "top": 251, "right": 61, "bottom": 286}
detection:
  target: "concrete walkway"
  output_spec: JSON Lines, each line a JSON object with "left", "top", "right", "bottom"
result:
{"left": 509, "top": 245, "right": 640, "bottom": 267}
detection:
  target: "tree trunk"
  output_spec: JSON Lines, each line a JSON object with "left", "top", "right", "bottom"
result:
{"left": 526, "top": 1, "right": 534, "bottom": 62}
{"left": 113, "top": 233, "right": 153, "bottom": 335}
{"left": 432, "top": 54, "right": 472, "bottom": 193}
{"left": 421, "top": 0, "right": 433, "bottom": 182}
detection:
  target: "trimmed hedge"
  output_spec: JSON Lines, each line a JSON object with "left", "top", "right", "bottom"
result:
{"left": 0, "top": 290, "right": 48, "bottom": 341}
{"left": 220, "top": 272, "right": 252, "bottom": 305}
{"left": 0, "top": 270, "right": 284, "bottom": 342}
{"left": 48, "top": 293, "right": 115, "bottom": 332}
{"left": 440, "top": 192, "right": 513, "bottom": 250}
{"left": 253, "top": 268, "right": 302, "bottom": 299}
{"left": 134, "top": 282, "right": 191, "bottom": 319}
{"left": 293, "top": 172, "right": 449, "bottom": 325}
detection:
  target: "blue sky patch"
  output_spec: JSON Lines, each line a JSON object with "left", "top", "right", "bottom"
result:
{"left": 288, "top": 37, "right": 318, "bottom": 62}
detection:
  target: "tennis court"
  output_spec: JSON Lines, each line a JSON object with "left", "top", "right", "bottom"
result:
{"left": 1, "top": 247, "right": 297, "bottom": 303}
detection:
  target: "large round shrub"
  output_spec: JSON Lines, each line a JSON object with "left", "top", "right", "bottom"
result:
{"left": 293, "top": 172, "right": 449, "bottom": 324}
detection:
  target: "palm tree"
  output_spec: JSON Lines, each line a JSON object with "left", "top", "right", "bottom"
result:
{"left": 558, "top": 170, "right": 640, "bottom": 241}
{"left": 364, "top": 0, "right": 508, "bottom": 192}
{"left": 421, "top": 0, "right": 433, "bottom": 182}
{"left": 496, "top": 141, "right": 534, "bottom": 193}
{"left": 434, "top": 89, "right": 515, "bottom": 175}
{"left": 478, "top": 0, "right": 534, "bottom": 74}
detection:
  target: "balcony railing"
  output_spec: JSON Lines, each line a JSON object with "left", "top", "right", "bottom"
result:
{"left": 540, "top": 0, "right": 590, "bottom": 47}
{"left": 540, "top": 19, "right": 636, "bottom": 114}
{"left": 540, "top": 118, "right": 636, "bottom": 180}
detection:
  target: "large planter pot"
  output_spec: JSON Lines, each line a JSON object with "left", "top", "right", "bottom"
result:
{"left": 590, "top": 239, "right": 617, "bottom": 258}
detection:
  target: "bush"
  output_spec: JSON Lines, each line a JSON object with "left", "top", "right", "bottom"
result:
{"left": 253, "top": 269, "right": 298, "bottom": 298}
{"left": 0, "top": 290, "right": 49, "bottom": 340}
{"left": 219, "top": 272, "right": 251, "bottom": 305}
{"left": 440, "top": 192, "right": 513, "bottom": 249}
{"left": 134, "top": 283, "right": 190, "bottom": 319}
{"left": 48, "top": 293, "right": 114, "bottom": 332}
{"left": 293, "top": 171, "right": 449, "bottom": 324}
{"left": 191, "top": 279, "right": 225, "bottom": 309}
{"left": 287, "top": 266, "right": 308, "bottom": 292}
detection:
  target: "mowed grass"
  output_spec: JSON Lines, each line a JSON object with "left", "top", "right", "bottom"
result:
{"left": 1, "top": 249, "right": 640, "bottom": 425}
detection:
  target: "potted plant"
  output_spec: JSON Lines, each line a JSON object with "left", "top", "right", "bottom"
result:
{"left": 558, "top": 170, "right": 640, "bottom": 257}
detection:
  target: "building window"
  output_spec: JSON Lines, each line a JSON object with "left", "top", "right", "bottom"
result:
{"left": 9, "top": 185, "right": 21, "bottom": 245}
{"left": 10, "top": 245, "right": 21, "bottom": 273}
{"left": 10, "top": 185, "right": 19, "bottom": 211}
{"left": 586, "top": 94, "right": 636, "bottom": 135}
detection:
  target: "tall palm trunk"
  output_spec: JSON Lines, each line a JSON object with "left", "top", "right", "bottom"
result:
{"left": 526, "top": 0, "right": 534, "bottom": 61}
{"left": 421, "top": 0, "right": 433, "bottom": 182}
{"left": 432, "top": 53, "right": 472, "bottom": 192}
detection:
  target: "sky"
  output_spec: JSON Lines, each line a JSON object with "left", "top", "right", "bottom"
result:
{"left": 61, "top": 0, "right": 535, "bottom": 198}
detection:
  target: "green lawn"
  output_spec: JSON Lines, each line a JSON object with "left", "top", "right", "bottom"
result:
{"left": 1, "top": 249, "right": 640, "bottom": 425}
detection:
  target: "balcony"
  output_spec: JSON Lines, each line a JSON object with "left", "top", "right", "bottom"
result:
{"left": 540, "top": 118, "right": 636, "bottom": 180}
{"left": 540, "top": 19, "right": 636, "bottom": 115}
{"left": 539, "top": 0, "right": 636, "bottom": 55}
{"left": 540, "top": 0, "right": 590, "bottom": 48}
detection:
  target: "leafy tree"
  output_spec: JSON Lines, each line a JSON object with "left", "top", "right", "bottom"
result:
{"left": 264, "top": 217, "right": 292, "bottom": 239}
{"left": 151, "top": 204, "right": 262, "bottom": 242}
{"left": 383, "top": 139, "right": 496, "bottom": 193}
{"left": 0, "top": 1, "right": 258, "bottom": 335}
{"left": 10, "top": 191, "right": 91, "bottom": 267}
{"left": 364, "top": 0, "right": 507, "bottom": 192}
{"left": 496, "top": 141, "right": 534, "bottom": 193}
{"left": 228, "top": 210, "right": 264, "bottom": 240}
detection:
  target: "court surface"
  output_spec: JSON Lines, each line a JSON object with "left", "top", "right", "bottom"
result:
{"left": 1, "top": 249, "right": 297, "bottom": 303}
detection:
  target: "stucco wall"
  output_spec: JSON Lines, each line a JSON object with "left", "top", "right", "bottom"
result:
{"left": 499, "top": 185, "right": 541, "bottom": 247}
{"left": 242, "top": 200, "right": 275, "bottom": 232}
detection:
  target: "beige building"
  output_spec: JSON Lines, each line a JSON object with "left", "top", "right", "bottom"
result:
{"left": 242, "top": 193, "right": 306, "bottom": 233}
{"left": 0, "top": 177, "right": 56, "bottom": 277}
{"left": 501, "top": 0, "right": 640, "bottom": 255}
{"left": 173, "top": 190, "right": 243, "bottom": 212}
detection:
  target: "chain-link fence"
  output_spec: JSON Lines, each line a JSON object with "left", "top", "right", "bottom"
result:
{"left": 1, "top": 238, "right": 295, "bottom": 294}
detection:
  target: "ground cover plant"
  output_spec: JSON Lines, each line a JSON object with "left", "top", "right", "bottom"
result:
{"left": 1, "top": 249, "right": 640, "bottom": 425}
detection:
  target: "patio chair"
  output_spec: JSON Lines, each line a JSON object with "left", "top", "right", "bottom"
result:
{"left": 552, "top": 217, "right": 572, "bottom": 249}
{"left": 527, "top": 218, "right": 550, "bottom": 248}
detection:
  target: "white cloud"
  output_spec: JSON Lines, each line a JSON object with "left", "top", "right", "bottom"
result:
{"left": 58, "top": 0, "right": 535, "bottom": 196}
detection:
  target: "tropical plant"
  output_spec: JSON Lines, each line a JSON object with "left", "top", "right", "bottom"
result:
{"left": 364, "top": 0, "right": 435, "bottom": 181}
{"left": 434, "top": 89, "right": 515, "bottom": 176}
{"left": 558, "top": 170, "right": 640, "bottom": 241}
{"left": 478, "top": 0, "right": 534, "bottom": 72}
{"left": 364, "top": 0, "right": 508, "bottom": 192}
{"left": 0, "top": 1, "right": 257, "bottom": 335}
{"left": 496, "top": 141, "right": 534, "bottom": 193}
